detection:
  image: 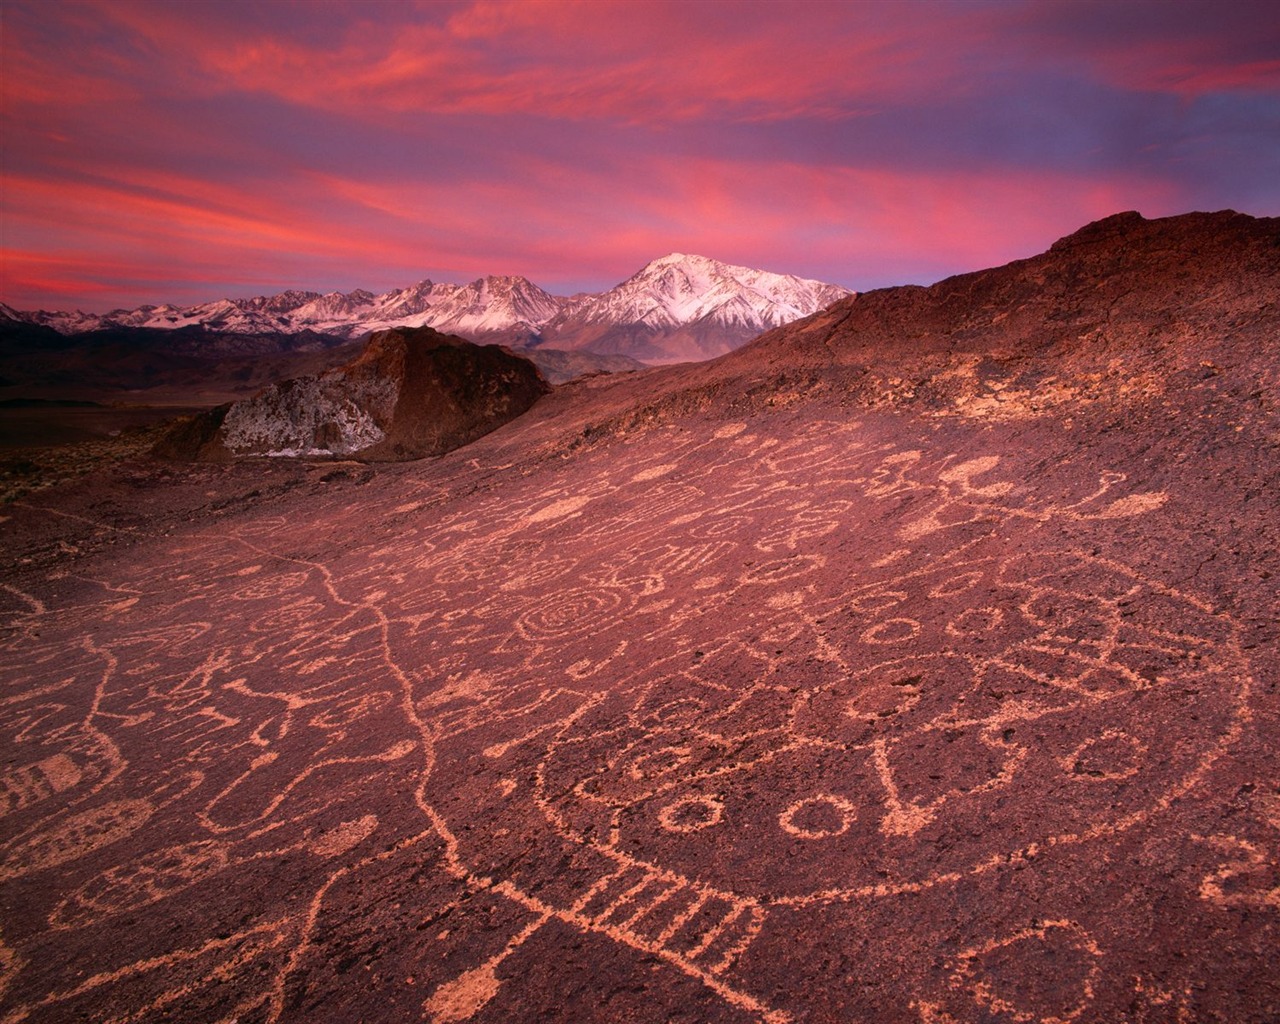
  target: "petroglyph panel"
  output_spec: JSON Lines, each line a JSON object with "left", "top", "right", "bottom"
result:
{"left": 0, "top": 414, "right": 1265, "bottom": 1024}
{"left": 408, "top": 429, "right": 1256, "bottom": 1019}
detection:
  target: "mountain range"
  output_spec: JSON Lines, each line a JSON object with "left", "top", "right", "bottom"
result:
{"left": 1, "top": 254, "right": 852, "bottom": 364}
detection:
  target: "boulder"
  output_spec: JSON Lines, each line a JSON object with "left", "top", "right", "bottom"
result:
{"left": 157, "top": 326, "right": 549, "bottom": 461}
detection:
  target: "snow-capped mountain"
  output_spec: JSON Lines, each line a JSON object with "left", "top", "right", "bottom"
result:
{"left": 538, "top": 254, "right": 853, "bottom": 361}
{"left": 1, "top": 302, "right": 111, "bottom": 336}
{"left": 388, "top": 276, "right": 561, "bottom": 340}
{"left": 557, "top": 253, "right": 850, "bottom": 331}
{"left": 3, "top": 256, "right": 853, "bottom": 364}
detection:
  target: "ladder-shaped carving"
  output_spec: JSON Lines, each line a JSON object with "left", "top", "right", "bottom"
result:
{"left": 571, "top": 857, "right": 765, "bottom": 977}
{"left": 0, "top": 753, "right": 83, "bottom": 817}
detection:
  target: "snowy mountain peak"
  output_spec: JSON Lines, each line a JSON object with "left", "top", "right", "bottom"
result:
{"left": 426, "top": 275, "right": 564, "bottom": 336}
{"left": 239, "top": 290, "right": 324, "bottom": 315}
{"left": 557, "top": 254, "right": 852, "bottom": 333}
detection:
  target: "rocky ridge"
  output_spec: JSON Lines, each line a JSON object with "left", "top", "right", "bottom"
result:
{"left": 536, "top": 210, "right": 1280, "bottom": 439}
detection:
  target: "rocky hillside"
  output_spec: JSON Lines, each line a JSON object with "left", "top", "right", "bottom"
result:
{"left": 741, "top": 209, "right": 1278, "bottom": 379}
{"left": 548, "top": 210, "right": 1279, "bottom": 437}
{"left": 1, "top": 210, "right": 1276, "bottom": 1024}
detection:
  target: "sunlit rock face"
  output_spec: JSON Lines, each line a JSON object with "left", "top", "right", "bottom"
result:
{"left": 220, "top": 372, "right": 399, "bottom": 458}
{"left": 158, "top": 326, "right": 550, "bottom": 461}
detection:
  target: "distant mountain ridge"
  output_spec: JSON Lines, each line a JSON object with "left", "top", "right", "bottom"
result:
{"left": 1, "top": 255, "right": 852, "bottom": 364}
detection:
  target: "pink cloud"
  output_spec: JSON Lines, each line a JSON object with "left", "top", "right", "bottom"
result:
{"left": 30, "top": 0, "right": 1275, "bottom": 141}
{"left": 311, "top": 150, "right": 1190, "bottom": 294}
{"left": 629, "top": 157, "right": 1169, "bottom": 284}
{"left": 2, "top": 253, "right": 124, "bottom": 304}
{"left": 1093, "top": 51, "right": 1280, "bottom": 98}
{"left": 4, "top": 172, "right": 335, "bottom": 255}
{"left": 0, "top": 119, "right": 1194, "bottom": 312}
{"left": 1, "top": 167, "right": 446, "bottom": 309}
{"left": 69, "top": 0, "right": 977, "bottom": 125}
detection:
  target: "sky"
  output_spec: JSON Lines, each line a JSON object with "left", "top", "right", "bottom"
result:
{"left": 2, "top": 0, "right": 1278, "bottom": 313}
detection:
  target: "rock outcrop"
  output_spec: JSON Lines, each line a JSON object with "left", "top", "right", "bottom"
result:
{"left": 156, "top": 326, "right": 549, "bottom": 461}
{"left": 733, "top": 209, "right": 1280, "bottom": 391}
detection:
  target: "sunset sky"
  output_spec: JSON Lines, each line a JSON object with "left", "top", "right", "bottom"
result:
{"left": 2, "top": 0, "right": 1278, "bottom": 313}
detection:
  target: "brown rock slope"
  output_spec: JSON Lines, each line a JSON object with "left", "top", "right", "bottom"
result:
{"left": 1, "top": 211, "right": 1278, "bottom": 1024}
{"left": 155, "top": 325, "right": 550, "bottom": 461}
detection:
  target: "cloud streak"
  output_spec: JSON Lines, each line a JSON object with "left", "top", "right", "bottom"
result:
{"left": 2, "top": 0, "right": 1276, "bottom": 311}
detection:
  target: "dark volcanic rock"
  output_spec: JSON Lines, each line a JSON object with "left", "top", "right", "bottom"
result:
{"left": 0, "top": 317, "right": 74, "bottom": 356}
{"left": 1, "top": 211, "right": 1278, "bottom": 1024}
{"left": 523, "top": 209, "right": 1279, "bottom": 447}
{"left": 160, "top": 326, "right": 550, "bottom": 461}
